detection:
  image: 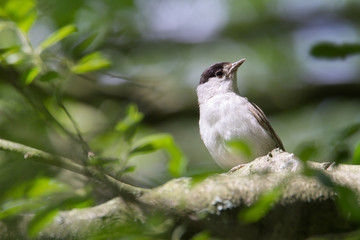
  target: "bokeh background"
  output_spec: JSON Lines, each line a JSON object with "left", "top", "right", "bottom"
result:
{"left": 1, "top": 0, "right": 360, "bottom": 228}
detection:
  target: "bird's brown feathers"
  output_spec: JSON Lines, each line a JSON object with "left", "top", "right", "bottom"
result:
{"left": 247, "top": 102, "right": 285, "bottom": 150}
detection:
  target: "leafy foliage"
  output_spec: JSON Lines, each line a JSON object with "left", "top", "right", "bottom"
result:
{"left": 71, "top": 51, "right": 111, "bottom": 74}
{"left": 335, "top": 186, "right": 360, "bottom": 223}
{"left": 36, "top": 24, "right": 77, "bottom": 53}
{"left": 239, "top": 185, "right": 283, "bottom": 223}
{"left": 225, "top": 140, "right": 252, "bottom": 158}
{"left": 115, "top": 104, "right": 143, "bottom": 141}
{"left": 0, "top": 0, "right": 187, "bottom": 237}
{"left": 331, "top": 123, "right": 360, "bottom": 164}
{"left": 296, "top": 141, "right": 319, "bottom": 162}
{"left": 191, "top": 231, "right": 211, "bottom": 240}
{"left": 353, "top": 142, "right": 360, "bottom": 165}
{"left": 130, "top": 133, "right": 187, "bottom": 177}
{"left": 0, "top": 0, "right": 37, "bottom": 32}
{"left": 310, "top": 42, "right": 360, "bottom": 59}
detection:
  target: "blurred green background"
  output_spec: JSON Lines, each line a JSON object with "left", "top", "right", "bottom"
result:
{"left": 1, "top": 0, "right": 360, "bottom": 237}
{"left": 1, "top": 0, "right": 360, "bottom": 184}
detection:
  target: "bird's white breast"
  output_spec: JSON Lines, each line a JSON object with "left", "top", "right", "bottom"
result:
{"left": 199, "top": 93, "right": 276, "bottom": 169}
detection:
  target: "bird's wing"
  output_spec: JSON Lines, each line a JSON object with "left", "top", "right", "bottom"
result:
{"left": 247, "top": 101, "right": 285, "bottom": 151}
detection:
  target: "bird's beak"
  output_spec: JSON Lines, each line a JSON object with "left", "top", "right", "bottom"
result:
{"left": 227, "top": 58, "right": 246, "bottom": 76}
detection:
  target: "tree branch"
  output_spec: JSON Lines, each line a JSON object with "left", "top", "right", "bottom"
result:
{"left": 1, "top": 143, "right": 360, "bottom": 239}
{"left": 0, "top": 138, "right": 148, "bottom": 198}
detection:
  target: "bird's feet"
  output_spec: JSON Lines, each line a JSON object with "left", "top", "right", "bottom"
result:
{"left": 228, "top": 164, "right": 246, "bottom": 173}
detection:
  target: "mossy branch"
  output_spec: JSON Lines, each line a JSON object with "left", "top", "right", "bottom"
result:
{"left": 1, "top": 143, "right": 360, "bottom": 239}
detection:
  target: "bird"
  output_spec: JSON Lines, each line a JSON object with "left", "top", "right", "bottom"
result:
{"left": 197, "top": 59, "right": 285, "bottom": 170}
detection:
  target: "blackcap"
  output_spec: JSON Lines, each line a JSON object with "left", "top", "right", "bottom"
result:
{"left": 197, "top": 59, "right": 285, "bottom": 169}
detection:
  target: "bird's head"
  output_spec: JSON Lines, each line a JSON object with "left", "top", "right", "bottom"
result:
{"left": 197, "top": 59, "right": 246, "bottom": 104}
{"left": 199, "top": 59, "right": 246, "bottom": 85}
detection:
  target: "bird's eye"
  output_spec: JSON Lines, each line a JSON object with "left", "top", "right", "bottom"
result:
{"left": 215, "top": 70, "right": 224, "bottom": 78}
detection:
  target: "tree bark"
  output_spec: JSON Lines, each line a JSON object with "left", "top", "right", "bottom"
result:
{"left": 1, "top": 149, "right": 360, "bottom": 239}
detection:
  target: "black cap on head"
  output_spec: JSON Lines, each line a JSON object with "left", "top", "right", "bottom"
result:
{"left": 199, "top": 62, "right": 230, "bottom": 85}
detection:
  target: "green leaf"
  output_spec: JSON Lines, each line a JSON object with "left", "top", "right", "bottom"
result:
{"left": 310, "top": 42, "right": 360, "bottom": 59}
{"left": 59, "top": 195, "right": 94, "bottom": 210}
{"left": 4, "top": 0, "right": 37, "bottom": 32}
{"left": 26, "top": 177, "right": 70, "bottom": 198}
{"left": 296, "top": 141, "right": 318, "bottom": 162}
{"left": 167, "top": 144, "right": 187, "bottom": 178}
{"left": 0, "top": 199, "right": 40, "bottom": 219}
{"left": 88, "top": 156, "right": 118, "bottom": 167}
{"left": 115, "top": 104, "right": 143, "bottom": 141}
{"left": 130, "top": 134, "right": 172, "bottom": 156}
{"left": 87, "top": 157, "right": 106, "bottom": 166}
{"left": 191, "top": 231, "right": 211, "bottom": 240}
{"left": 123, "top": 165, "right": 136, "bottom": 173}
{"left": 335, "top": 186, "right": 360, "bottom": 222}
{"left": 353, "top": 142, "right": 360, "bottom": 165}
{"left": 0, "top": 177, "right": 70, "bottom": 218}
{"left": 225, "top": 139, "right": 252, "bottom": 158}
{"left": 0, "top": 26, "right": 22, "bottom": 50}
{"left": 130, "top": 134, "right": 187, "bottom": 177}
{"left": 1, "top": 46, "right": 26, "bottom": 65}
{"left": 338, "top": 123, "right": 360, "bottom": 141}
{"left": 0, "top": 176, "right": 69, "bottom": 203}
{"left": 190, "top": 171, "right": 220, "bottom": 186}
{"left": 314, "top": 170, "right": 334, "bottom": 188}
{"left": 39, "top": 71, "right": 59, "bottom": 82}
{"left": 22, "top": 66, "right": 41, "bottom": 85}
{"left": 0, "top": 22, "right": 12, "bottom": 32}
{"left": 26, "top": 192, "right": 93, "bottom": 236}
{"left": 28, "top": 208, "right": 59, "bottom": 237}
{"left": 239, "top": 186, "right": 283, "bottom": 223}
{"left": 71, "top": 52, "right": 111, "bottom": 74}
{"left": 331, "top": 143, "right": 350, "bottom": 164}
{"left": 72, "top": 33, "right": 97, "bottom": 56}
{"left": 36, "top": 24, "right": 77, "bottom": 53}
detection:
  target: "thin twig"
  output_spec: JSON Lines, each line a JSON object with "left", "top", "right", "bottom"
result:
{"left": 2, "top": 68, "right": 90, "bottom": 162}
{"left": 58, "top": 101, "right": 90, "bottom": 158}
{"left": 5, "top": 74, "right": 82, "bottom": 145}
{"left": 0, "top": 138, "right": 149, "bottom": 198}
